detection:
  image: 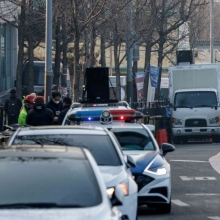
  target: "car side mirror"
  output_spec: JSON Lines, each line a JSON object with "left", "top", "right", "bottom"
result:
{"left": 110, "top": 185, "right": 124, "bottom": 207}
{"left": 126, "top": 155, "right": 136, "bottom": 168}
{"left": 161, "top": 143, "right": 175, "bottom": 156}
{"left": 14, "top": 80, "right": 17, "bottom": 87}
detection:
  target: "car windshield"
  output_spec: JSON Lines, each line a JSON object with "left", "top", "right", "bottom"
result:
{"left": 0, "top": 157, "right": 102, "bottom": 208}
{"left": 112, "top": 131, "right": 155, "bottom": 151}
{"left": 174, "top": 91, "right": 217, "bottom": 108}
{"left": 13, "top": 134, "right": 122, "bottom": 166}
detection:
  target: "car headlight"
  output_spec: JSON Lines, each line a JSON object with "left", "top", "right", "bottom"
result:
{"left": 144, "top": 155, "right": 167, "bottom": 175}
{"left": 209, "top": 117, "right": 219, "bottom": 124}
{"left": 148, "top": 165, "right": 167, "bottom": 175}
{"left": 171, "top": 118, "right": 183, "bottom": 125}
{"left": 120, "top": 182, "right": 129, "bottom": 196}
{"left": 106, "top": 180, "right": 129, "bottom": 198}
{"left": 106, "top": 187, "right": 115, "bottom": 198}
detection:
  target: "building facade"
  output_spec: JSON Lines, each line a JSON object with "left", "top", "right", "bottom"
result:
{"left": 0, "top": 1, "right": 18, "bottom": 103}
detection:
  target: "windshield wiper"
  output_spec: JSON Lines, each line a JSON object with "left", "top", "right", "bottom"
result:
{"left": 175, "top": 105, "right": 191, "bottom": 108}
{"left": 194, "top": 104, "right": 215, "bottom": 107}
{"left": 0, "top": 203, "right": 85, "bottom": 208}
{"left": 20, "top": 139, "right": 68, "bottom": 146}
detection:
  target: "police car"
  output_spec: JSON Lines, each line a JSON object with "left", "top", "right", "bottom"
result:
{"left": 62, "top": 103, "right": 175, "bottom": 213}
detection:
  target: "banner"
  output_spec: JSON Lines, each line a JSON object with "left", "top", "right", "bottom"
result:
{"left": 149, "top": 66, "right": 159, "bottom": 88}
{"left": 135, "top": 72, "right": 145, "bottom": 101}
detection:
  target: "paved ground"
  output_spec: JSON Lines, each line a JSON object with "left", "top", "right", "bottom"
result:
{"left": 138, "top": 142, "right": 220, "bottom": 220}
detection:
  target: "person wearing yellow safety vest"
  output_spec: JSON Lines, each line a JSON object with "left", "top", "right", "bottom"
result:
{"left": 18, "top": 95, "right": 35, "bottom": 126}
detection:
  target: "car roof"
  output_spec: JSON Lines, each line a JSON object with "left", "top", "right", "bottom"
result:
{"left": 16, "top": 126, "right": 108, "bottom": 136}
{"left": 0, "top": 145, "right": 87, "bottom": 159}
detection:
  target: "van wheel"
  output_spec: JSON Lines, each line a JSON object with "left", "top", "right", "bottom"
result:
{"left": 172, "top": 136, "right": 181, "bottom": 144}
{"left": 212, "top": 136, "right": 220, "bottom": 143}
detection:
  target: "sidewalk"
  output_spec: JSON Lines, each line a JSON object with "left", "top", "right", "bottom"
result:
{"left": 209, "top": 152, "right": 220, "bottom": 175}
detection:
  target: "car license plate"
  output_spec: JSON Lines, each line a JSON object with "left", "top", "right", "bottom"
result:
{"left": 193, "top": 129, "right": 200, "bottom": 132}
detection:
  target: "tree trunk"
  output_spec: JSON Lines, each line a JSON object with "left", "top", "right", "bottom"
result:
{"left": 113, "top": 24, "right": 121, "bottom": 101}
{"left": 132, "top": 60, "right": 138, "bottom": 105}
{"left": 84, "top": 28, "right": 90, "bottom": 69}
{"left": 73, "top": 30, "right": 80, "bottom": 102}
{"left": 100, "top": 31, "right": 106, "bottom": 67}
{"left": 27, "top": 26, "right": 34, "bottom": 94}
{"left": 155, "top": 38, "right": 165, "bottom": 101}
{"left": 62, "top": 18, "right": 68, "bottom": 88}
{"left": 89, "top": 25, "right": 96, "bottom": 67}
{"left": 143, "top": 39, "right": 152, "bottom": 101}
{"left": 54, "top": 17, "right": 62, "bottom": 86}
{"left": 16, "top": 0, "right": 26, "bottom": 99}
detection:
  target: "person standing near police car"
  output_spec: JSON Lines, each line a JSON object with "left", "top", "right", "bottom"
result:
{"left": 46, "top": 91, "right": 63, "bottom": 124}
{"left": 4, "top": 89, "right": 22, "bottom": 125}
{"left": 18, "top": 95, "right": 35, "bottom": 126}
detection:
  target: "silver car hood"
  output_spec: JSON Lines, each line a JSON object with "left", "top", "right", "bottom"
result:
{"left": 123, "top": 150, "right": 152, "bottom": 160}
{"left": 0, "top": 207, "right": 115, "bottom": 220}
{"left": 99, "top": 166, "right": 127, "bottom": 188}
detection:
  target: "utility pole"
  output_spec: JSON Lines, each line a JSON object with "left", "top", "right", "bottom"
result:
{"left": 126, "top": 0, "right": 133, "bottom": 105}
{"left": 44, "top": 0, "right": 53, "bottom": 102}
{"left": 210, "top": 0, "right": 214, "bottom": 63}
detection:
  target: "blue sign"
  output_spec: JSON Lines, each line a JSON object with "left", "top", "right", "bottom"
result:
{"left": 149, "top": 66, "right": 160, "bottom": 88}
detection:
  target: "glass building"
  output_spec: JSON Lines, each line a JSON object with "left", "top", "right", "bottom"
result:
{"left": 0, "top": 23, "right": 17, "bottom": 93}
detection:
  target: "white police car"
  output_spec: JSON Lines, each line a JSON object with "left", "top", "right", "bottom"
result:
{"left": 63, "top": 106, "right": 175, "bottom": 213}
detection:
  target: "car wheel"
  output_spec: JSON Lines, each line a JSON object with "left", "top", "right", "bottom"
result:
{"left": 155, "top": 200, "right": 171, "bottom": 214}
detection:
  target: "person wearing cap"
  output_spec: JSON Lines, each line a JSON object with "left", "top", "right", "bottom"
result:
{"left": 4, "top": 89, "right": 22, "bottom": 125}
{"left": 26, "top": 96, "right": 54, "bottom": 126}
{"left": 18, "top": 95, "right": 35, "bottom": 126}
{"left": 57, "top": 97, "right": 72, "bottom": 125}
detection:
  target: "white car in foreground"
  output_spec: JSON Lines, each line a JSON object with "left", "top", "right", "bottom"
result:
{"left": 0, "top": 146, "right": 123, "bottom": 220}
{"left": 8, "top": 126, "right": 138, "bottom": 220}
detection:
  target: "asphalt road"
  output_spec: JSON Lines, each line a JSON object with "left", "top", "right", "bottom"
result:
{"left": 138, "top": 141, "right": 220, "bottom": 220}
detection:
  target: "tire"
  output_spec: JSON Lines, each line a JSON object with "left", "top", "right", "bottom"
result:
{"left": 155, "top": 200, "right": 171, "bottom": 214}
{"left": 172, "top": 136, "right": 181, "bottom": 144}
{"left": 212, "top": 136, "right": 220, "bottom": 143}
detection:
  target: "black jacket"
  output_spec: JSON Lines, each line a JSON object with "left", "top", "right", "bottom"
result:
{"left": 26, "top": 103, "right": 54, "bottom": 126}
{"left": 46, "top": 99, "right": 63, "bottom": 117}
{"left": 4, "top": 95, "right": 22, "bottom": 116}
{"left": 57, "top": 105, "right": 71, "bottom": 125}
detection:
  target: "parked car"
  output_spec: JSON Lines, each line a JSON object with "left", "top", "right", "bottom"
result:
{"left": 0, "top": 145, "right": 123, "bottom": 220}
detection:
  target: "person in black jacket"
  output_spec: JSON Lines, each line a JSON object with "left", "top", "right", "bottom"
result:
{"left": 46, "top": 91, "right": 63, "bottom": 124}
{"left": 4, "top": 89, "right": 22, "bottom": 125}
{"left": 26, "top": 96, "right": 54, "bottom": 126}
{"left": 57, "top": 97, "right": 72, "bottom": 125}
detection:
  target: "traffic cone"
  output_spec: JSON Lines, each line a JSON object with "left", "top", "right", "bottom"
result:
{"left": 156, "top": 129, "right": 168, "bottom": 147}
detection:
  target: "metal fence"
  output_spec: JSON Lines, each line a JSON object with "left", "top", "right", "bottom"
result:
{"left": 130, "top": 101, "right": 170, "bottom": 117}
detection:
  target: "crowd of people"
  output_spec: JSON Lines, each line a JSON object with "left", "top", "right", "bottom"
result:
{"left": 4, "top": 89, "right": 72, "bottom": 126}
